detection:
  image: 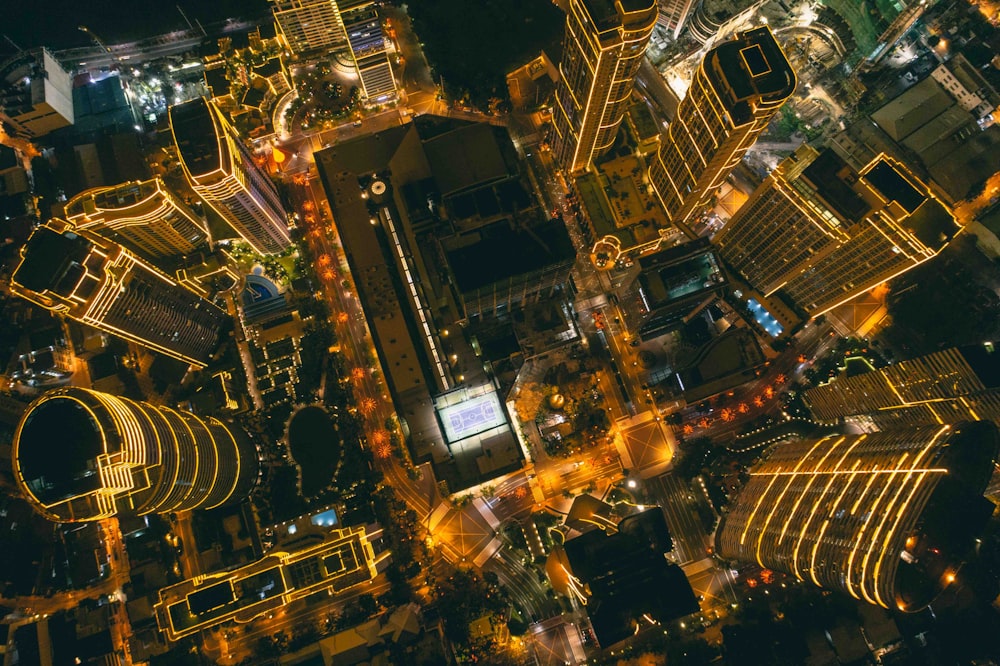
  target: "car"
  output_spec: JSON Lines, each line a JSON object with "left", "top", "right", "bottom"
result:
{"left": 353, "top": 120, "right": 363, "bottom": 127}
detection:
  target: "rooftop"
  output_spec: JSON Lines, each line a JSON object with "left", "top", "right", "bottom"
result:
{"left": 170, "top": 98, "right": 222, "bottom": 177}
{"left": 707, "top": 27, "right": 796, "bottom": 125}
{"left": 13, "top": 226, "right": 92, "bottom": 294}
{"left": 17, "top": 397, "right": 104, "bottom": 505}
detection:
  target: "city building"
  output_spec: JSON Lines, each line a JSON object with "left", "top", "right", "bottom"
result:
{"left": 657, "top": 0, "right": 696, "bottom": 39}
{"left": 0, "top": 47, "right": 74, "bottom": 138}
{"left": 625, "top": 237, "right": 727, "bottom": 339}
{"left": 338, "top": 0, "right": 397, "bottom": 103}
{"left": 12, "top": 387, "right": 259, "bottom": 522}
{"left": 551, "top": 0, "right": 657, "bottom": 174}
{"left": 271, "top": 0, "right": 347, "bottom": 55}
{"left": 63, "top": 178, "right": 208, "bottom": 260}
{"left": 803, "top": 344, "right": 1000, "bottom": 430}
{"left": 169, "top": 97, "right": 292, "bottom": 255}
{"left": 715, "top": 145, "right": 956, "bottom": 316}
{"left": 716, "top": 423, "right": 1000, "bottom": 611}
{"left": 930, "top": 53, "right": 999, "bottom": 120}
{"left": 649, "top": 26, "right": 795, "bottom": 232}
{"left": 154, "top": 526, "right": 377, "bottom": 641}
{"left": 832, "top": 74, "right": 1000, "bottom": 205}
{"left": 10, "top": 218, "right": 226, "bottom": 367}
{"left": 549, "top": 508, "right": 698, "bottom": 646}
{"left": 316, "top": 117, "right": 571, "bottom": 491}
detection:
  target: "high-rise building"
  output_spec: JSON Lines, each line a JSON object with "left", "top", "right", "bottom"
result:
{"left": 11, "top": 218, "right": 226, "bottom": 367}
{"left": 0, "top": 48, "right": 74, "bottom": 138}
{"left": 685, "top": 0, "right": 765, "bottom": 48}
{"left": 551, "top": 0, "right": 657, "bottom": 174}
{"left": 271, "top": 0, "right": 347, "bottom": 55}
{"left": 649, "top": 26, "right": 794, "bottom": 232}
{"left": 657, "top": 0, "right": 697, "bottom": 39}
{"left": 13, "top": 387, "right": 259, "bottom": 522}
{"left": 170, "top": 97, "right": 291, "bottom": 255}
{"left": 803, "top": 344, "right": 1000, "bottom": 429}
{"left": 339, "top": 0, "right": 397, "bottom": 103}
{"left": 63, "top": 178, "right": 208, "bottom": 260}
{"left": 714, "top": 145, "right": 956, "bottom": 315}
{"left": 716, "top": 423, "right": 999, "bottom": 611}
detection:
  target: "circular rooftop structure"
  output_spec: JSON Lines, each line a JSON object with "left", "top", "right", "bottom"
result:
{"left": 16, "top": 396, "right": 105, "bottom": 508}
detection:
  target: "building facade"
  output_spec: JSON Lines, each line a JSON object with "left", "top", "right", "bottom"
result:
{"left": 11, "top": 218, "right": 226, "bottom": 366}
{"left": 649, "top": 26, "right": 794, "bottom": 232}
{"left": 717, "top": 423, "right": 999, "bottom": 611}
{"left": 64, "top": 178, "right": 208, "bottom": 260}
{"left": 13, "top": 387, "right": 259, "bottom": 522}
{"left": 657, "top": 0, "right": 696, "bottom": 38}
{"left": 715, "top": 145, "right": 956, "bottom": 315}
{"left": 339, "top": 0, "right": 397, "bottom": 103}
{"left": 803, "top": 344, "right": 1000, "bottom": 429}
{"left": 271, "top": 0, "right": 347, "bottom": 55}
{"left": 551, "top": 0, "right": 657, "bottom": 174}
{"left": 0, "top": 48, "right": 74, "bottom": 138}
{"left": 170, "top": 97, "right": 291, "bottom": 255}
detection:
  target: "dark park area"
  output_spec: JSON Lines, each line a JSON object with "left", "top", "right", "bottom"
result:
{"left": 287, "top": 406, "right": 343, "bottom": 498}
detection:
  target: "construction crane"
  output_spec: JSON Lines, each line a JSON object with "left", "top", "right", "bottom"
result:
{"left": 78, "top": 25, "right": 118, "bottom": 68}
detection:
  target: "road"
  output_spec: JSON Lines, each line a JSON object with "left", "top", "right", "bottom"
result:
{"left": 648, "top": 474, "right": 709, "bottom": 565}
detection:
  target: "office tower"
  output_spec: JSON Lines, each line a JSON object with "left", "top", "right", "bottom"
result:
{"left": 64, "top": 178, "right": 208, "bottom": 260}
{"left": 339, "top": 0, "right": 397, "bottom": 103}
{"left": 0, "top": 47, "right": 74, "bottom": 138}
{"left": 271, "top": 0, "right": 347, "bottom": 55}
{"left": 11, "top": 218, "right": 226, "bottom": 367}
{"left": 170, "top": 97, "right": 292, "bottom": 255}
{"left": 13, "top": 387, "right": 259, "bottom": 522}
{"left": 714, "top": 145, "right": 956, "bottom": 315}
{"left": 657, "top": 0, "right": 696, "bottom": 39}
{"left": 649, "top": 26, "right": 794, "bottom": 232}
{"left": 551, "top": 0, "right": 657, "bottom": 174}
{"left": 717, "top": 423, "right": 999, "bottom": 611}
{"left": 803, "top": 344, "right": 1000, "bottom": 429}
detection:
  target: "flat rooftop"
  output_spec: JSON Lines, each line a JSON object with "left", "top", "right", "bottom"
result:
{"left": 13, "top": 226, "right": 91, "bottom": 294}
{"left": 170, "top": 98, "right": 222, "bottom": 177}
{"left": 444, "top": 217, "right": 575, "bottom": 293}
{"left": 708, "top": 27, "right": 796, "bottom": 124}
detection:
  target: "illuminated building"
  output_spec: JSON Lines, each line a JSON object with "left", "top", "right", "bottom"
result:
{"left": 551, "top": 0, "right": 657, "bottom": 174}
{"left": 0, "top": 47, "right": 74, "bottom": 138}
{"left": 271, "top": 0, "right": 346, "bottom": 55}
{"left": 169, "top": 97, "right": 291, "bottom": 255}
{"left": 13, "top": 387, "right": 259, "bottom": 522}
{"left": 716, "top": 423, "right": 999, "bottom": 611}
{"left": 649, "top": 27, "right": 794, "bottom": 232}
{"left": 714, "top": 145, "right": 956, "bottom": 316}
{"left": 338, "top": 0, "right": 397, "bottom": 103}
{"left": 803, "top": 344, "right": 1000, "bottom": 429}
{"left": 11, "top": 218, "right": 226, "bottom": 367}
{"left": 154, "top": 526, "right": 378, "bottom": 641}
{"left": 63, "top": 178, "right": 208, "bottom": 260}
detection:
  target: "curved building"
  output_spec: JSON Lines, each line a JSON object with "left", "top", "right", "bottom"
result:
{"left": 716, "top": 423, "right": 1000, "bottom": 612}
{"left": 13, "top": 388, "right": 259, "bottom": 522}
{"left": 170, "top": 97, "right": 291, "bottom": 256}
{"left": 64, "top": 178, "right": 208, "bottom": 260}
{"left": 649, "top": 26, "right": 794, "bottom": 232}
{"left": 551, "top": 0, "right": 657, "bottom": 174}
